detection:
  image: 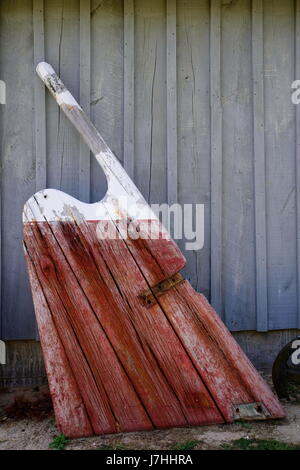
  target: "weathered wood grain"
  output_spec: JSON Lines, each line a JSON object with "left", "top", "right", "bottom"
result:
{"left": 252, "top": 0, "right": 268, "bottom": 331}
{"left": 24, "top": 223, "right": 118, "bottom": 434}
{"left": 134, "top": 0, "right": 167, "bottom": 205}
{"left": 90, "top": 0, "right": 123, "bottom": 203}
{"left": 180, "top": 289, "right": 285, "bottom": 418}
{"left": 123, "top": 0, "right": 135, "bottom": 179}
{"left": 91, "top": 222, "right": 223, "bottom": 425}
{"left": 166, "top": 0, "right": 177, "bottom": 206}
{"left": 23, "top": 208, "right": 285, "bottom": 433}
{"left": 177, "top": 0, "right": 210, "bottom": 296}
{"left": 221, "top": 0, "right": 256, "bottom": 330}
{"left": 3, "top": 0, "right": 300, "bottom": 342}
{"left": 79, "top": 0, "right": 91, "bottom": 202}
{"left": 295, "top": 0, "right": 300, "bottom": 329}
{"left": 46, "top": 219, "right": 189, "bottom": 428}
{"left": 264, "top": 0, "right": 297, "bottom": 329}
{"left": 24, "top": 219, "right": 153, "bottom": 433}
{"left": 24, "top": 247, "right": 93, "bottom": 437}
{"left": 33, "top": 0, "right": 47, "bottom": 192}
{"left": 44, "top": 0, "right": 80, "bottom": 197}
{"left": 33, "top": 0, "right": 46, "bottom": 340}
{"left": 123, "top": 221, "right": 285, "bottom": 421}
{"left": 210, "top": 0, "right": 223, "bottom": 316}
{"left": 0, "top": 0, "right": 37, "bottom": 339}
{"left": 160, "top": 284, "right": 285, "bottom": 420}
{"left": 23, "top": 60, "right": 285, "bottom": 437}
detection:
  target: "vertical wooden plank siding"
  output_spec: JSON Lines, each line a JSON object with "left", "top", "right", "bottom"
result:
{"left": 222, "top": 0, "right": 256, "bottom": 331}
{"left": 44, "top": 0, "right": 80, "bottom": 198}
{"left": 210, "top": 0, "right": 222, "bottom": 317}
{"left": 33, "top": 0, "right": 46, "bottom": 191}
{"left": 33, "top": 0, "right": 46, "bottom": 339}
{"left": 166, "top": 0, "right": 177, "bottom": 206}
{"left": 0, "top": 0, "right": 37, "bottom": 339}
{"left": 123, "top": 0, "right": 135, "bottom": 179}
{"left": 79, "top": 0, "right": 91, "bottom": 203}
{"left": 252, "top": 0, "right": 268, "bottom": 331}
{"left": 90, "top": 0, "right": 123, "bottom": 203}
{"left": 134, "top": 0, "right": 167, "bottom": 205}
{"left": 177, "top": 0, "right": 210, "bottom": 296}
{"left": 296, "top": 0, "right": 300, "bottom": 329}
{"left": 264, "top": 0, "right": 297, "bottom": 329}
{"left": 2, "top": 0, "right": 300, "bottom": 339}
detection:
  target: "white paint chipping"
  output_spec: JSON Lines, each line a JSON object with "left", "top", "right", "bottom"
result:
{"left": 23, "top": 188, "right": 157, "bottom": 223}
{"left": 36, "top": 62, "right": 81, "bottom": 108}
{"left": 23, "top": 146, "right": 158, "bottom": 222}
{"left": 24, "top": 62, "right": 162, "bottom": 229}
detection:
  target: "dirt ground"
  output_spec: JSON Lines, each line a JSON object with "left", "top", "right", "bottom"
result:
{"left": 0, "top": 380, "right": 300, "bottom": 450}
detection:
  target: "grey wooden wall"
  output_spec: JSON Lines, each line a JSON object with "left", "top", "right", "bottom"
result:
{"left": 0, "top": 0, "right": 300, "bottom": 339}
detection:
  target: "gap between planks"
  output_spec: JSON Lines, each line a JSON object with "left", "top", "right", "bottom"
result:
{"left": 166, "top": 0, "right": 178, "bottom": 206}
{"left": 124, "top": 0, "right": 135, "bottom": 179}
{"left": 252, "top": 0, "right": 268, "bottom": 331}
{"left": 79, "top": 0, "right": 91, "bottom": 202}
{"left": 210, "top": 0, "right": 223, "bottom": 318}
{"left": 33, "top": 0, "right": 46, "bottom": 340}
{"left": 295, "top": 0, "right": 300, "bottom": 328}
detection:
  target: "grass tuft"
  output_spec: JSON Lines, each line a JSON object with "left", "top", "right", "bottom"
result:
{"left": 49, "top": 434, "right": 70, "bottom": 450}
{"left": 96, "top": 444, "right": 128, "bottom": 450}
{"left": 171, "top": 440, "right": 200, "bottom": 450}
{"left": 222, "top": 438, "right": 300, "bottom": 451}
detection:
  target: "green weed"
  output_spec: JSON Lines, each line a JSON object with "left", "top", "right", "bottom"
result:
{"left": 222, "top": 437, "right": 300, "bottom": 450}
{"left": 171, "top": 440, "right": 200, "bottom": 450}
{"left": 49, "top": 434, "right": 70, "bottom": 450}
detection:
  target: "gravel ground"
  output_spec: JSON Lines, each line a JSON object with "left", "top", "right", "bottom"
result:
{"left": 0, "top": 383, "right": 299, "bottom": 450}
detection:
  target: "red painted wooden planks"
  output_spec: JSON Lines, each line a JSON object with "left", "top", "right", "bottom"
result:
{"left": 24, "top": 249, "right": 93, "bottom": 437}
{"left": 24, "top": 225, "right": 118, "bottom": 434}
{"left": 123, "top": 223, "right": 285, "bottom": 420}
{"left": 23, "top": 215, "right": 285, "bottom": 436}
{"left": 75, "top": 221, "right": 224, "bottom": 425}
{"left": 180, "top": 288, "right": 285, "bottom": 418}
{"left": 25, "top": 62, "right": 285, "bottom": 439}
{"left": 158, "top": 283, "right": 285, "bottom": 421}
{"left": 24, "top": 222, "right": 154, "bottom": 433}
{"left": 47, "top": 219, "right": 219, "bottom": 427}
{"left": 25, "top": 221, "right": 189, "bottom": 429}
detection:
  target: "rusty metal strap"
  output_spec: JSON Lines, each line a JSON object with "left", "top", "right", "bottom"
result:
{"left": 139, "top": 272, "right": 184, "bottom": 308}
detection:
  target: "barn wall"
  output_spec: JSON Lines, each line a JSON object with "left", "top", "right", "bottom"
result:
{"left": 1, "top": 0, "right": 300, "bottom": 340}
{"left": 1, "top": 329, "right": 299, "bottom": 388}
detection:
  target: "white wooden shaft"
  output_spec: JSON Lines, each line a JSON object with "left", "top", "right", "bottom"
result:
{"left": 36, "top": 62, "right": 146, "bottom": 205}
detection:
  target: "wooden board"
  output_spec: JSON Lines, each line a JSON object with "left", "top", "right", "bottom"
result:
{"left": 177, "top": 0, "right": 211, "bottom": 301}
{"left": 264, "top": 0, "right": 297, "bottom": 330}
{"left": 24, "top": 213, "right": 285, "bottom": 436}
{"left": 0, "top": 0, "right": 37, "bottom": 339}
{"left": 22, "top": 62, "right": 285, "bottom": 437}
{"left": 2, "top": 0, "right": 300, "bottom": 341}
{"left": 221, "top": 0, "right": 256, "bottom": 331}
